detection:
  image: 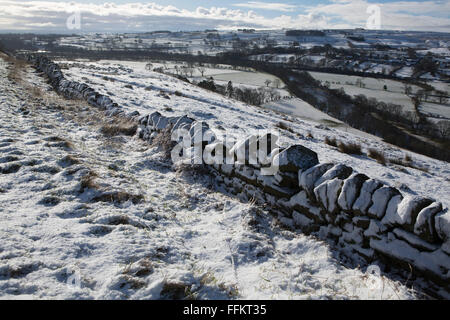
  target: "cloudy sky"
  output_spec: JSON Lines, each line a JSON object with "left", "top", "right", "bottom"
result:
{"left": 0, "top": 0, "right": 449, "bottom": 33}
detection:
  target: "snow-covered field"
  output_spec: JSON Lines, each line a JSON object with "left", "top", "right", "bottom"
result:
{"left": 419, "top": 102, "right": 450, "bottom": 120}
{"left": 94, "top": 60, "right": 286, "bottom": 90}
{"left": 309, "top": 71, "right": 450, "bottom": 114}
{"left": 1, "top": 56, "right": 448, "bottom": 299}
{"left": 308, "top": 71, "right": 421, "bottom": 94}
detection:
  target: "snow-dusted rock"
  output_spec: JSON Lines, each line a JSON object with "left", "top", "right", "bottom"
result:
{"left": 352, "top": 216, "right": 371, "bottom": 229}
{"left": 274, "top": 171, "right": 298, "bottom": 188}
{"left": 337, "top": 173, "right": 369, "bottom": 211}
{"left": 172, "top": 115, "right": 194, "bottom": 132}
{"left": 288, "top": 191, "right": 324, "bottom": 223}
{"left": 364, "top": 219, "right": 387, "bottom": 240}
{"left": 367, "top": 186, "right": 400, "bottom": 219}
{"left": 292, "top": 211, "right": 315, "bottom": 232}
{"left": 139, "top": 114, "right": 149, "bottom": 125}
{"left": 314, "top": 181, "right": 328, "bottom": 210}
{"left": 382, "top": 195, "right": 433, "bottom": 231}
{"left": 154, "top": 116, "right": 169, "bottom": 131}
{"left": 342, "top": 227, "right": 364, "bottom": 245}
{"left": 326, "top": 178, "right": 344, "bottom": 214}
{"left": 314, "top": 164, "right": 353, "bottom": 188}
{"left": 393, "top": 228, "right": 439, "bottom": 252}
{"left": 370, "top": 237, "right": 450, "bottom": 284}
{"left": 442, "top": 241, "right": 450, "bottom": 256}
{"left": 148, "top": 111, "right": 162, "bottom": 128}
{"left": 235, "top": 165, "right": 256, "bottom": 182}
{"left": 314, "top": 178, "right": 343, "bottom": 214}
{"left": 381, "top": 194, "right": 403, "bottom": 224}
{"left": 272, "top": 144, "right": 318, "bottom": 173}
{"left": 126, "top": 110, "right": 140, "bottom": 120}
{"left": 299, "top": 163, "right": 333, "bottom": 197}
{"left": 352, "top": 179, "right": 383, "bottom": 215}
{"left": 414, "top": 202, "right": 443, "bottom": 243}
{"left": 435, "top": 209, "right": 450, "bottom": 242}
{"left": 221, "top": 163, "right": 234, "bottom": 175}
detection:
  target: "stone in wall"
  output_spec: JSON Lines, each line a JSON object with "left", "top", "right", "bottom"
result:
{"left": 382, "top": 195, "right": 434, "bottom": 232}
{"left": 352, "top": 179, "right": 383, "bottom": 216}
{"left": 299, "top": 163, "right": 334, "bottom": 199}
{"left": 367, "top": 186, "right": 400, "bottom": 219}
{"left": 413, "top": 202, "right": 443, "bottom": 243}
{"left": 285, "top": 190, "right": 325, "bottom": 224}
{"left": 314, "top": 164, "right": 353, "bottom": 188}
{"left": 273, "top": 145, "right": 319, "bottom": 173}
{"left": 435, "top": 209, "right": 450, "bottom": 244}
{"left": 337, "top": 173, "right": 369, "bottom": 211}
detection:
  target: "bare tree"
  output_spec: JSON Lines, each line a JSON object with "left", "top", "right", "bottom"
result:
{"left": 404, "top": 84, "right": 412, "bottom": 95}
{"left": 264, "top": 79, "right": 272, "bottom": 87}
{"left": 197, "top": 67, "right": 206, "bottom": 77}
{"left": 273, "top": 78, "right": 281, "bottom": 89}
{"left": 436, "top": 121, "right": 450, "bottom": 140}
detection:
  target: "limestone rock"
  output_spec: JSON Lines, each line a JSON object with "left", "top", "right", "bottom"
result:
{"left": 352, "top": 179, "right": 383, "bottom": 215}
{"left": 314, "top": 164, "right": 353, "bottom": 188}
{"left": 337, "top": 173, "right": 369, "bottom": 211}
{"left": 299, "top": 163, "right": 334, "bottom": 197}
{"left": 367, "top": 186, "right": 400, "bottom": 219}
{"left": 382, "top": 195, "right": 434, "bottom": 231}
{"left": 272, "top": 145, "right": 319, "bottom": 173}
{"left": 414, "top": 202, "right": 443, "bottom": 243}
{"left": 435, "top": 209, "right": 450, "bottom": 242}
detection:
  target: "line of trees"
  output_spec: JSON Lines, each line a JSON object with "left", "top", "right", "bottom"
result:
{"left": 197, "top": 78, "right": 282, "bottom": 106}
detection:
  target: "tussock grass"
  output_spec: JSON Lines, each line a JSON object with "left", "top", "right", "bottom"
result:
{"left": 175, "top": 163, "right": 211, "bottom": 177}
{"left": 100, "top": 119, "right": 137, "bottom": 137}
{"left": 160, "top": 282, "right": 191, "bottom": 300}
{"left": 389, "top": 155, "right": 429, "bottom": 173}
{"left": 275, "top": 121, "right": 294, "bottom": 133}
{"left": 4, "top": 55, "right": 28, "bottom": 82}
{"left": 324, "top": 136, "right": 338, "bottom": 147}
{"left": 80, "top": 170, "right": 99, "bottom": 192}
{"left": 338, "top": 141, "right": 362, "bottom": 155}
{"left": 368, "top": 148, "right": 387, "bottom": 165}
{"left": 151, "top": 125, "right": 176, "bottom": 159}
{"left": 92, "top": 191, "right": 144, "bottom": 205}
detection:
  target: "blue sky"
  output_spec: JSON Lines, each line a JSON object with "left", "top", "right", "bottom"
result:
{"left": 1, "top": 0, "right": 449, "bottom": 33}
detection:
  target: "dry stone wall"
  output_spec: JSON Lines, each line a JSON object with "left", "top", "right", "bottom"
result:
{"left": 29, "top": 55, "right": 450, "bottom": 291}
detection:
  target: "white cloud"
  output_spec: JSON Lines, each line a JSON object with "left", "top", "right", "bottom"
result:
{"left": 233, "top": 1, "right": 297, "bottom": 12}
{"left": 0, "top": 0, "right": 448, "bottom": 33}
{"left": 305, "top": 0, "right": 450, "bottom": 31}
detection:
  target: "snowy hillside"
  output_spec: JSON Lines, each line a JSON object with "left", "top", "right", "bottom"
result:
{"left": 61, "top": 59, "right": 450, "bottom": 210}
{"left": 0, "top": 54, "right": 448, "bottom": 300}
